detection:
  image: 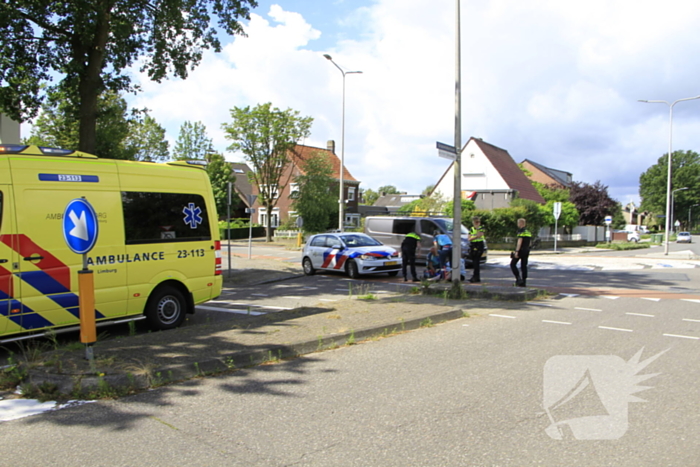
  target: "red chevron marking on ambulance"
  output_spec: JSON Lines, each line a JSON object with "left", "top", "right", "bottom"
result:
{"left": 0, "top": 264, "right": 13, "bottom": 298}
{"left": 0, "top": 234, "right": 70, "bottom": 290}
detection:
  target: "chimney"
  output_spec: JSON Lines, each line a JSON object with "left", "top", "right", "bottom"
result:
{"left": 327, "top": 140, "right": 336, "bottom": 154}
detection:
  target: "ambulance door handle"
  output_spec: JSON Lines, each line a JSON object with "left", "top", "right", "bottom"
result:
{"left": 23, "top": 255, "right": 44, "bottom": 261}
{"left": 0, "top": 259, "right": 7, "bottom": 264}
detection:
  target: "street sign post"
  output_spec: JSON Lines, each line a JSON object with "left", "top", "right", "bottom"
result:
{"left": 62, "top": 197, "right": 99, "bottom": 360}
{"left": 553, "top": 202, "right": 562, "bottom": 252}
{"left": 604, "top": 215, "right": 612, "bottom": 244}
{"left": 246, "top": 196, "right": 257, "bottom": 260}
{"left": 436, "top": 142, "right": 457, "bottom": 160}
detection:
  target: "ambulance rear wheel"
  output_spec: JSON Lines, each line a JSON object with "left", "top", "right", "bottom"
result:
{"left": 146, "top": 286, "right": 187, "bottom": 330}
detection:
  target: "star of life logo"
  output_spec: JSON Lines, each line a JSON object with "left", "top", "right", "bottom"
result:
{"left": 542, "top": 348, "right": 667, "bottom": 440}
{"left": 182, "top": 203, "right": 203, "bottom": 229}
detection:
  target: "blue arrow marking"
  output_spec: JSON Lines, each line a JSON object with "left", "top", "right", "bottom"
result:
{"left": 183, "top": 203, "right": 203, "bottom": 229}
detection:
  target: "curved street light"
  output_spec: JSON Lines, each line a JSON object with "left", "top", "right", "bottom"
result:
{"left": 638, "top": 95, "right": 700, "bottom": 254}
{"left": 324, "top": 54, "right": 362, "bottom": 232}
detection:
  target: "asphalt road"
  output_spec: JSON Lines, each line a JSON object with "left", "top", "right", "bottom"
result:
{"left": 1, "top": 292, "right": 697, "bottom": 466}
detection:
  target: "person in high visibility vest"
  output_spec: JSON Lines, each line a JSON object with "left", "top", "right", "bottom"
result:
{"left": 511, "top": 218, "right": 532, "bottom": 287}
{"left": 468, "top": 216, "right": 485, "bottom": 283}
{"left": 401, "top": 232, "right": 421, "bottom": 282}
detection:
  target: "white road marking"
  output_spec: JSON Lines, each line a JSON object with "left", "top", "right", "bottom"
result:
{"left": 462, "top": 324, "right": 469, "bottom": 327}
{"left": 682, "top": 318, "right": 700, "bottom": 323}
{"left": 281, "top": 296, "right": 304, "bottom": 299}
{"left": 490, "top": 314, "right": 516, "bottom": 319}
{"left": 598, "top": 326, "right": 633, "bottom": 332}
{"left": 602, "top": 296, "right": 619, "bottom": 300}
{"left": 319, "top": 299, "right": 337, "bottom": 302}
{"left": 302, "top": 286, "right": 318, "bottom": 290}
{"left": 542, "top": 320, "right": 571, "bottom": 325}
{"left": 559, "top": 293, "right": 580, "bottom": 297}
{"left": 334, "top": 288, "right": 350, "bottom": 292}
{"left": 258, "top": 305, "right": 293, "bottom": 311}
{"left": 574, "top": 307, "right": 602, "bottom": 312}
{"left": 251, "top": 293, "right": 268, "bottom": 297}
{"left": 626, "top": 312, "right": 655, "bottom": 318}
{"left": 196, "top": 305, "right": 265, "bottom": 316}
{"left": 641, "top": 298, "right": 661, "bottom": 302}
{"left": 663, "top": 333, "right": 699, "bottom": 340}
{"left": 526, "top": 302, "right": 553, "bottom": 307}
{"left": 681, "top": 299, "right": 700, "bottom": 304}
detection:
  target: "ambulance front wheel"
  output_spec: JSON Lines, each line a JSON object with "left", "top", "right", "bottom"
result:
{"left": 146, "top": 285, "right": 187, "bottom": 330}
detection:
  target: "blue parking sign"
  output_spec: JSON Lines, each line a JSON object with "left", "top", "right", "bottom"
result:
{"left": 63, "top": 198, "right": 99, "bottom": 254}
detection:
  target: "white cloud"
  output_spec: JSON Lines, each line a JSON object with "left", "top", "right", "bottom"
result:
{"left": 124, "top": 0, "right": 700, "bottom": 204}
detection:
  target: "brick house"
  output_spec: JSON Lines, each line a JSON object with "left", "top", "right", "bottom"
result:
{"left": 520, "top": 159, "right": 573, "bottom": 189}
{"left": 250, "top": 141, "right": 361, "bottom": 229}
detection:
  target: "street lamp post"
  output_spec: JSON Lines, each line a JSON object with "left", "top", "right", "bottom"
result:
{"left": 689, "top": 203, "right": 699, "bottom": 230}
{"left": 324, "top": 54, "right": 362, "bottom": 232}
{"left": 671, "top": 187, "right": 688, "bottom": 236}
{"left": 638, "top": 95, "right": 700, "bottom": 255}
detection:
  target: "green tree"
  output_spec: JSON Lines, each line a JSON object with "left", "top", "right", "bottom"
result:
{"left": 26, "top": 89, "right": 149, "bottom": 160}
{"left": 173, "top": 121, "right": 214, "bottom": 160}
{"left": 532, "top": 181, "right": 570, "bottom": 203}
{"left": 1, "top": 0, "right": 256, "bottom": 154}
{"left": 639, "top": 150, "right": 700, "bottom": 225}
{"left": 378, "top": 185, "right": 400, "bottom": 195}
{"left": 222, "top": 102, "right": 313, "bottom": 242}
{"left": 125, "top": 114, "right": 170, "bottom": 162}
{"left": 399, "top": 193, "right": 449, "bottom": 216}
{"left": 444, "top": 198, "right": 476, "bottom": 218}
{"left": 204, "top": 153, "right": 235, "bottom": 219}
{"left": 292, "top": 152, "right": 337, "bottom": 233}
{"left": 362, "top": 188, "right": 379, "bottom": 205}
{"left": 539, "top": 201, "right": 579, "bottom": 231}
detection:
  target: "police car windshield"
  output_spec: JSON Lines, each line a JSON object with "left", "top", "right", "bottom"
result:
{"left": 340, "top": 234, "right": 381, "bottom": 247}
{"left": 434, "top": 219, "right": 469, "bottom": 235}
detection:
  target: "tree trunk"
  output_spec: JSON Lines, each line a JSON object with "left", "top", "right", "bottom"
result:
{"left": 265, "top": 201, "right": 273, "bottom": 242}
{"left": 77, "top": 7, "right": 111, "bottom": 154}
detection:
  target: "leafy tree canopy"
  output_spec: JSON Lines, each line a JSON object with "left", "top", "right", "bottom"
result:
{"left": 205, "top": 153, "right": 235, "bottom": 219}
{"left": 639, "top": 150, "right": 700, "bottom": 223}
{"left": 292, "top": 152, "right": 337, "bottom": 233}
{"left": 222, "top": 102, "right": 312, "bottom": 241}
{"left": 173, "top": 121, "right": 214, "bottom": 160}
{"left": 399, "top": 193, "right": 449, "bottom": 216}
{"left": 1, "top": 0, "right": 257, "bottom": 153}
{"left": 569, "top": 180, "right": 618, "bottom": 226}
{"left": 532, "top": 181, "right": 570, "bottom": 203}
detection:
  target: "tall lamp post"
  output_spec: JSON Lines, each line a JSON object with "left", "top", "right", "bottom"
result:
{"left": 689, "top": 203, "right": 699, "bottom": 231}
{"left": 638, "top": 95, "right": 700, "bottom": 255}
{"left": 324, "top": 54, "right": 362, "bottom": 232}
{"left": 671, "top": 186, "right": 688, "bottom": 235}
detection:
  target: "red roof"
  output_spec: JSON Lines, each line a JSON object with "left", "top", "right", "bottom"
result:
{"left": 471, "top": 138, "right": 545, "bottom": 204}
{"left": 288, "top": 144, "right": 358, "bottom": 183}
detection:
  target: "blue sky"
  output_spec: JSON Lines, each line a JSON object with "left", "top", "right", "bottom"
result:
{"left": 39, "top": 0, "right": 700, "bottom": 206}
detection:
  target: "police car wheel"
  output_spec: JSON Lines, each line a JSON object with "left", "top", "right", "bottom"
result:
{"left": 303, "top": 257, "right": 315, "bottom": 276}
{"left": 146, "top": 286, "right": 187, "bottom": 330}
{"left": 346, "top": 260, "right": 360, "bottom": 279}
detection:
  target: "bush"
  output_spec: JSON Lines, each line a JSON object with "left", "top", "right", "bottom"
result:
{"left": 595, "top": 242, "right": 650, "bottom": 251}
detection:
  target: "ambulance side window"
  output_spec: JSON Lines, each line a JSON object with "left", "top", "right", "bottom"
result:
{"left": 122, "top": 191, "right": 212, "bottom": 244}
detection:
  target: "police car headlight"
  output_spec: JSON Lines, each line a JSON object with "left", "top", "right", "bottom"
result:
{"left": 360, "top": 254, "right": 373, "bottom": 260}
{"left": 391, "top": 251, "right": 400, "bottom": 258}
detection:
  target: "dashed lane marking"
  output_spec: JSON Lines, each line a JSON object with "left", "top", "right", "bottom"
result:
{"left": 489, "top": 314, "right": 516, "bottom": 319}
{"left": 559, "top": 293, "right": 580, "bottom": 297}
{"left": 681, "top": 299, "right": 700, "bottom": 304}
{"left": 526, "top": 302, "right": 554, "bottom": 307}
{"left": 599, "top": 326, "right": 633, "bottom": 332}
{"left": 602, "top": 296, "right": 620, "bottom": 300}
{"left": 542, "top": 320, "right": 572, "bottom": 325}
{"left": 251, "top": 293, "right": 268, "bottom": 297}
{"left": 682, "top": 318, "right": 700, "bottom": 323}
{"left": 663, "top": 333, "right": 699, "bottom": 340}
{"left": 575, "top": 307, "right": 602, "bottom": 312}
{"left": 626, "top": 312, "right": 655, "bottom": 318}
{"left": 641, "top": 298, "right": 661, "bottom": 302}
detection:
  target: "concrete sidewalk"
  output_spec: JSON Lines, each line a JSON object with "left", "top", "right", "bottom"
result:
{"left": 10, "top": 246, "right": 544, "bottom": 399}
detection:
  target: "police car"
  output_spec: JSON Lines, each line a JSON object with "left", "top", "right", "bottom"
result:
{"left": 302, "top": 232, "right": 402, "bottom": 279}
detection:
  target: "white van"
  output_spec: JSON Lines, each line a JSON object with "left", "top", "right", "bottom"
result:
{"left": 364, "top": 216, "right": 487, "bottom": 265}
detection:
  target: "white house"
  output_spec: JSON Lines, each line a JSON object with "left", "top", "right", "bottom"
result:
{"left": 433, "top": 137, "right": 544, "bottom": 209}
{"left": 0, "top": 114, "right": 20, "bottom": 144}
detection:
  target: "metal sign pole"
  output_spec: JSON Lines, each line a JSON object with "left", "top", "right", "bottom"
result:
{"left": 227, "top": 182, "right": 232, "bottom": 277}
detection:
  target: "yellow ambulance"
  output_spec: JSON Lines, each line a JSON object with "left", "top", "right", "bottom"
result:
{"left": 0, "top": 144, "right": 223, "bottom": 342}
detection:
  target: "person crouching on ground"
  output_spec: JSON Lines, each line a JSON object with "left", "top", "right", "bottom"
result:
{"left": 433, "top": 230, "right": 453, "bottom": 272}
{"left": 401, "top": 231, "right": 421, "bottom": 282}
{"left": 511, "top": 218, "right": 532, "bottom": 287}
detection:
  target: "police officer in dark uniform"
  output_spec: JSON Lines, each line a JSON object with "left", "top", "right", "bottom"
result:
{"left": 401, "top": 232, "right": 421, "bottom": 282}
{"left": 468, "top": 216, "right": 485, "bottom": 283}
{"left": 511, "top": 218, "right": 532, "bottom": 287}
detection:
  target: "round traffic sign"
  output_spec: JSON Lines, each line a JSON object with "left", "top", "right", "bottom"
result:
{"left": 63, "top": 198, "right": 99, "bottom": 254}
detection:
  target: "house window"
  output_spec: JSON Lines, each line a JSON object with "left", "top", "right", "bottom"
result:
{"left": 258, "top": 208, "right": 280, "bottom": 228}
{"left": 289, "top": 183, "right": 300, "bottom": 199}
{"left": 348, "top": 186, "right": 356, "bottom": 201}
{"left": 260, "top": 184, "right": 279, "bottom": 200}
